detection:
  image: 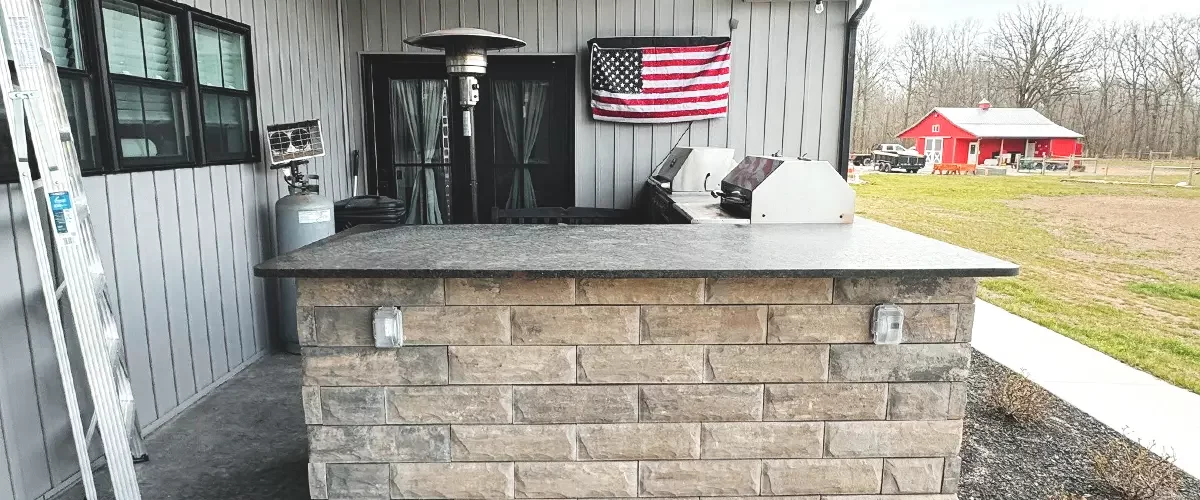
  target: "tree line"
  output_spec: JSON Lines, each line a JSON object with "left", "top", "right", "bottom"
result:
{"left": 851, "top": 0, "right": 1200, "bottom": 158}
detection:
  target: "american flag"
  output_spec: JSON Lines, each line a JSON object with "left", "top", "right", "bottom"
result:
{"left": 590, "top": 38, "right": 732, "bottom": 124}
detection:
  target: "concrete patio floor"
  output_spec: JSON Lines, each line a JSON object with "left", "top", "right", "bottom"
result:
{"left": 55, "top": 354, "right": 308, "bottom": 500}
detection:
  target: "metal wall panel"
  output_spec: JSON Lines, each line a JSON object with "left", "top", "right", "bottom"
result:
{"left": 0, "top": 0, "right": 351, "bottom": 497}
{"left": 341, "top": 0, "right": 852, "bottom": 209}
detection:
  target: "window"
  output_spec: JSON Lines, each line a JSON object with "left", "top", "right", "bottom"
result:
{"left": 1, "top": 0, "right": 256, "bottom": 183}
{"left": 0, "top": 0, "right": 99, "bottom": 182}
{"left": 194, "top": 22, "right": 253, "bottom": 162}
{"left": 103, "top": 0, "right": 190, "bottom": 165}
{"left": 932, "top": 124, "right": 940, "bottom": 133}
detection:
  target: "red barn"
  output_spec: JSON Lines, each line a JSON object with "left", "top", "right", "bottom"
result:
{"left": 897, "top": 100, "right": 1084, "bottom": 166}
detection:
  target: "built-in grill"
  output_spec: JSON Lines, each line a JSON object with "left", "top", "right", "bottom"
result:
{"left": 648, "top": 147, "right": 737, "bottom": 193}
{"left": 643, "top": 147, "right": 736, "bottom": 224}
{"left": 714, "top": 156, "right": 856, "bottom": 224}
{"left": 643, "top": 151, "right": 856, "bottom": 225}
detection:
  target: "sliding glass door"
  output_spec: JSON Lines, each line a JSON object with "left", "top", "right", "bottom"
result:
{"left": 366, "top": 55, "right": 574, "bottom": 224}
{"left": 370, "top": 60, "right": 453, "bottom": 224}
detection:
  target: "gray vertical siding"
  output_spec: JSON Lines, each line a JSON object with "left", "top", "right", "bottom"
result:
{"left": 0, "top": 0, "right": 350, "bottom": 497}
{"left": 342, "top": 0, "right": 852, "bottom": 209}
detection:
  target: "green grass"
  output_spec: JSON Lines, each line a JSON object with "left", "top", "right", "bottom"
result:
{"left": 1128, "top": 282, "right": 1200, "bottom": 301}
{"left": 854, "top": 175, "right": 1200, "bottom": 393}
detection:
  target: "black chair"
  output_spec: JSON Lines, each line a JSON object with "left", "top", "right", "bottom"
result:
{"left": 491, "top": 207, "right": 637, "bottom": 225}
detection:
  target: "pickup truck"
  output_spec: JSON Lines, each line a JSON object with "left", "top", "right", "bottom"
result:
{"left": 868, "top": 143, "right": 926, "bottom": 173}
{"left": 851, "top": 144, "right": 924, "bottom": 169}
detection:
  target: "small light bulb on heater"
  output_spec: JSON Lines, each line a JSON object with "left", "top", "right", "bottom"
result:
{"left": 814, "top": 0, "right": 825, "bottom": 14}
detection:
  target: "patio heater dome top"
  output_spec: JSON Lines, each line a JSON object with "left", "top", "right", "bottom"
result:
{"left": 405, "top": 28, "right": 526, "bottom": 75}
{"left": 404, "top": 27, "right": 526, "bottom": 51}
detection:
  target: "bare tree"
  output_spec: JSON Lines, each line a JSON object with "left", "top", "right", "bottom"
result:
{"left": 1149, "top": 16, "right": 1200, "bottom": 154}
{"left": 983, "top": 1, "right": 1092, "bottom": 108}
{"left": 852, "top": 18, "right": 889, "bottom": 151}
{"left": 849, "top": 2, "right": 1200, "bottom": 158}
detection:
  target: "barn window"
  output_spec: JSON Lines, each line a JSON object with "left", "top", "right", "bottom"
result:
{"left": 932, "top": 124, "right": 940, "bottom": 133}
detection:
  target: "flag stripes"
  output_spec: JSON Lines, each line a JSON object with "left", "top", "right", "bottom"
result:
{"left": 590, "top": 39, "right": 732, "bottom": 123}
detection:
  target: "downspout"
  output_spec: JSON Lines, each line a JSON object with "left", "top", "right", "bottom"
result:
{"left": 836, "top": 0, "right": 874, "bottom": 179}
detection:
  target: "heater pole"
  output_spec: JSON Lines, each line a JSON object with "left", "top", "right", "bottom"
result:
{"left": 405, "top": 28, "right": 526, "bottom": 224}
{"left": 464, "top": 105, "right": 480, "bottom": 223}
{"left": 459, "top": 75, "right": 481, "bottom": 223}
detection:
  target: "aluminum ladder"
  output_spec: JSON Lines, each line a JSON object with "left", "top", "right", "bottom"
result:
{"left": 0, "top": 0, "right": 147, "bottom": 498}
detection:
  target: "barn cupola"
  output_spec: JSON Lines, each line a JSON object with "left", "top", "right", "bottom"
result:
{"left": 978, "top": 99, "right": 992, "bottom": 111}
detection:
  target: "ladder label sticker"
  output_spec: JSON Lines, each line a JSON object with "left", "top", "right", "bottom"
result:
{"left": 298, "top": 208, "right": 331, "bottom": 224}
{"left": 48, "top": 191, "right": 78, "bottom": 241}
{"left": 10, "top": 17, "right": 40, "bottom": 69}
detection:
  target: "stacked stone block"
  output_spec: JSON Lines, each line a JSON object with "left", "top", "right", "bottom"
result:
{"left": 297, "top": 276, "right": 976, "bottom": 500}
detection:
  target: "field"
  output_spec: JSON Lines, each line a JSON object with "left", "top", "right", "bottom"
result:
{"left": 1018, "top": 158, "right": 1200, "bottom": 186}
{"left": 854, "top": 174, "right": 1200, "bottom": 393}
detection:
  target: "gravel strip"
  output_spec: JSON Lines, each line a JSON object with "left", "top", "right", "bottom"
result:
{"left": 962, "top": 351, "right": 1200, "bottom": 499}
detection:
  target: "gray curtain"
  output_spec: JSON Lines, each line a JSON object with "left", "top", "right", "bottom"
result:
{"left": 494, "top": 80, "right": 549, "bottom": 209}
{"left": 392, "top": 79, "right": 447, "bottom": 224}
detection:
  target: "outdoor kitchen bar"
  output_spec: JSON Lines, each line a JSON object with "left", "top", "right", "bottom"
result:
{"left": 255, "top": 220, "right": 1018, "bottom": 499}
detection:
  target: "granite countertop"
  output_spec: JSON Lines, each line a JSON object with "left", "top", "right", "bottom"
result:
{"left": 254, "top": 220, "right": 1019, "bottom": 279}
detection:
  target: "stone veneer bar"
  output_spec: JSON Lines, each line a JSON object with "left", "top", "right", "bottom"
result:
{"left": 257, "top": 223, "right": 1017, "bottom": 500}
{"left": 296, "top": 276, "right": 974, "bottom": 500}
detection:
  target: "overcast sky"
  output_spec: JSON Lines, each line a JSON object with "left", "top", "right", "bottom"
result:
{"left": 867, "top": 0, "right": 1200, "bottom": 42}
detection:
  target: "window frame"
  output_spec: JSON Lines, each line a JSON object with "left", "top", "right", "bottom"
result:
{"left": 102, "top": 0, "right": 194, "bottom": 169}
{"left": 99, "top": 0, "right": 259, "bottom": 171}
{"left": 186, "top": 11, "right": 258, "bottom": 166}
{"left": 0, "top": 0, "right": 259, "bottom": 183}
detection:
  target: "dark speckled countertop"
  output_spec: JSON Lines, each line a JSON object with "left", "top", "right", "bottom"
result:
{"left": 253, "top": 219, "right": 1018, "bottom": 279}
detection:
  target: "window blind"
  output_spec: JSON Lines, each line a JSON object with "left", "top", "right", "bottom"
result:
{"left": 115, "top": 84, "right": 175, "bottom": 123}
{"left": 195, "top": 24, "right": 247, "bottom": 90}
{"left": 141, "top": 9, "right": 177, "bottom": 80}
{"left": 195, "top": 25, "right": 221, "bottom": 87}
{"left": 218, "top": 30, "right": 246, "bottom": 90}
{"left": 103, "top": 0, "right": 145, "bottom": 77}
{"left": 102, "top": 0, "right": 179, "bottom": 81}
{"left": 41, "top": 0, "right": 81, "bottom": 69}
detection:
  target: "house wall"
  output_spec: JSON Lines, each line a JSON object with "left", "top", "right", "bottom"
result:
{"left": 341, "top": 0, "right": 854, "bottom": 209}
{"left": 0, "top": 0, "right": 351, "bottom": 498}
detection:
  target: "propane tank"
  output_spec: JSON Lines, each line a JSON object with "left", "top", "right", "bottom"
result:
{"left": 274, "top": 163, "right": 335, "bottom": 354}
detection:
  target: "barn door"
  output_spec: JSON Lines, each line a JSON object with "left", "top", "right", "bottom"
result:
{"left": 925, "top": 138, "right": 944, "bottom": 165}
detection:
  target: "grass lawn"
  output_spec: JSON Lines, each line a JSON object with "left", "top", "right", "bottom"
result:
{"left": 855, "top": 174, "right": 1200, "bottom": 393}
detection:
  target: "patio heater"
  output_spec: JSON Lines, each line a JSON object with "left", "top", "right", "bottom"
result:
{"left": 405, "top": 28, "right": 526, "bottom": 223}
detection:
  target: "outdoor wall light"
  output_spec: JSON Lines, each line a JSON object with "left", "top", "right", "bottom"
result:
{"left": 406, "top": 28, "right": 526, "bottom": 223}
{"left": 872, "top": 304, "right": 905, "bottom": 345}
{"left": 814, "top": 0, "right": 825, "bottom": 15}
{"left": 373, "top": 307, "right": 404, "bottom": 348}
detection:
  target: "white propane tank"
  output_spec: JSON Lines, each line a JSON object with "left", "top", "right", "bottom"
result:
{"left": 275, "top": 188, "right": 334, "bottom": 353}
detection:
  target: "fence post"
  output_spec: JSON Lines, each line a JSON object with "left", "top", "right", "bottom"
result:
{"left": 1150, "top": 165, "right": 1156, "bottom": 185}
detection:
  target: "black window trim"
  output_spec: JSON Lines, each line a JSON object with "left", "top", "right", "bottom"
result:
{"left": 187, "top": 10, "right": 258, "bottom": 166}
{"left": 99, "top": 0, "right": 260, "bottom": 172}
{"left": 0, "top": 0, "right": 259, "bottom": 183}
